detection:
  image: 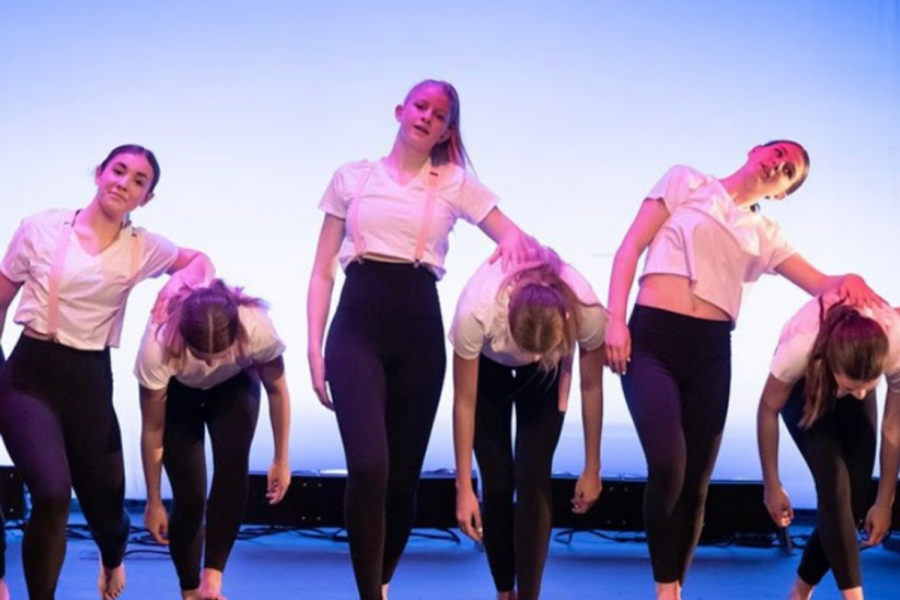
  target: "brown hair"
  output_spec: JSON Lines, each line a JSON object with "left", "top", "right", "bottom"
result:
{"left": 800, "top": 298, "right": 888, "bottom": 428}
{"left": 157, "top": 279, "right": 267, "bottom": 365}
{"left": 504, "top": 250, "right": 601, "bottom": 371}
{"left": 99, "top": 144, "right": 162, "bottom": 193}
{"left": 405, "top": 80, "right": 471, "bottom": 169}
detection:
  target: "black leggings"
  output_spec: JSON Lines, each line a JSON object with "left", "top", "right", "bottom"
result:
{"left": 782, "top": 379, "right": 876, "bottom": 590}
{"left": 474, "top": 356, "right": 563, "bottom": 600}
{"left": 0, "top": 336, "right": 129, "bottom": 600}
{"left": 325, "top": 261, "right": 446, "bottom": 600}
{"left": 163, "top": 371, "right": 261, "bottom": 591}
{"left": 621, "top": 305, "right": 731, "bottom": 584}
{"left": 0, "top": 344, "right": 5, "bottom": 580}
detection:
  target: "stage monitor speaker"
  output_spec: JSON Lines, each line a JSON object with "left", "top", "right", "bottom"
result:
{"left": 245, "top": 471, "right": 475, "bottom": 530}
{"left": 0, "top": 466, "right": 25, "bottom": 520}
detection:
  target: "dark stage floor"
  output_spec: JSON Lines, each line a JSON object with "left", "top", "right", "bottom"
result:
{"left": 2, "top": 518, "right": 897, "bottom": 599}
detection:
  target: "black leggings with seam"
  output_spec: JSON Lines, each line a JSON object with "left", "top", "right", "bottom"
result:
{"left": 325, "top": 261, "right": 446, "bottom": 600}
{"left": 0, "top": 335, "right": 129, "bottom": 600}
{"left": 782, "top": 379, "right": 876, "bottom": 590}
{"left": 163, "top": 370, "right": 261, "bottom": 591}
{"left": 474, "top": 355, "right": 563, "bottom": 600}
{"left": 621, "top": 305, "right": 732, "bottom": 584}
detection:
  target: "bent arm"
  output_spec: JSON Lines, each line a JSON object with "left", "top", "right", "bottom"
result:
{"left": 775, "top": 254, "right": 880, "bottom": 306}
{"left": 165, "top": 247, "right": 215, "bottom": 287}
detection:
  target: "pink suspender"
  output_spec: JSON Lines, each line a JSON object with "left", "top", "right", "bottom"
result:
{"left": 350, "top": 164, "right": 443, "bottom": 265}
{"left": 46, "top": 214, "right": 142, "bottom": 342}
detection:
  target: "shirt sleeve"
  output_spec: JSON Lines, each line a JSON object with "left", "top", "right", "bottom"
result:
{"left": 645, "top": 165, "right": 704, "bottom": 213}
{"left": 318, "top": 161, "right": 369, "bottom": 219}
{"left": 560, "top": 265, "right": 608, "bottom": 351}
{"left": 454, "top": 169, "right": 500, "bottom": 225}
{"left": 769, "top": 329, "right": 815, "bottom": 385}
{"left": 134, "top": 320, "right": 174, "bottom": 391}
{"left": 134, "top": 229, "right": 180, "bottom": 281}
{"left": 0, "top": 218, "right": 33, "bottom": 283}
{"left": 244, "top": 307, "right": 287, "bottom": 364}
{"left": 449, "top": 291, "right": 488, "bottom": 361}
{"left": 758, "top": 216, "right": 797, "bottom": 272}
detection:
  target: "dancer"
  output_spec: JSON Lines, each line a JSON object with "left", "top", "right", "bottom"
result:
{"left": 0, "top": 145, "right": 213, "bottom": 600}
{"left": 758, "top": 293, "right": 900, "bottom": 600}
{"left": 451, "top": 249, "right": 606, "bottom": 600}
{"left": 137, "top": 279, "right": 291, "bottom": 600}
{"left": 604, "top": 140, "right": 879, "bottom": 600}
{"left": 307, "top": 79, "right": 536, "bottom": 600}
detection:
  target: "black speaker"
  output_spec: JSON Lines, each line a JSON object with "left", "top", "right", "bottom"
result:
{"left": 245, "top": 470, "right": 476, "bottom": 530}
{"left": 0, "top": 466, "right": 25, "bottom": 520}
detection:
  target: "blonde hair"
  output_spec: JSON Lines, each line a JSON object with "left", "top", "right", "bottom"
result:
{"left": 157, "top": 279, "right": 267, "bottom": 366}
{"left": 800, "top": 297, "right": 888, "bottom": 428}
{"left": 405, "top": 79, "right": 471, "bottom": 169}
{"left": 503, "top": 250, "right": 601, "bottom": 371}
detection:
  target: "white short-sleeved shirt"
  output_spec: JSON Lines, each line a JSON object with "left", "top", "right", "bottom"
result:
{"left": 770, "top": 293, "right": 900, "bottom": 393}
{"left": 641, "top": 166, "right": 797, "bottom": 323}
{"left": 318, "top": 158, "right": 499, "bottom": 280}
{"left": 134, "top": 304, "right": 286, "bottom": 391}
{"left": 0, "top": 209, "right": 179, "bottom": 350}
{"left": 449, "top": 259, "right": 607, "bottom": 367}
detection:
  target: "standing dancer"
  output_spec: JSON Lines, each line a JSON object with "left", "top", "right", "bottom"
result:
{"left": 307, "top": 79, "right": 535, "bottom": 600}
{"left": 451, "top": 250, "right": 606, "bottom": 600}
{"left": 0, "top": 145, "right": 213, "bottom": 600}
{"left": 604, "top": 140, "right": 878, "bottom": 600}
{"left": 758, "top": 293, "right": 900, "bottom": 600}
{"left": 137, "top": 280, "right": 291, "bottom": 600}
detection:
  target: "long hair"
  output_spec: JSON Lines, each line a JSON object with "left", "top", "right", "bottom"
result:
{"left": 800, "top": 297, "right": 888, "bottom": 428}
{"left": 157, "top": 279, "right": 267, "bottom": 365}
{"left": 405, "top": 79, "right": 471, "bottom": 169}
{"left": 503, "top": 249, "right": 601, "bottom": 371}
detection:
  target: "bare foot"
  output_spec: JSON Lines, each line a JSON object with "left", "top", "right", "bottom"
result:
{"left": 498, "top": 590, "right": 518, "bottom": 600}
{"left": 198, "top": 569, "right": 226, "bottom": 600}
{"left": 0, "top": 577, "right": 10, "bottom": 600}
{"left": 181, "top": 590, "right": 200, "bottom": 600}
{"left": 97, "top": 561, "right": 126, "bottom": 600}
{"left": 655, "top": 581, "right": 682, "bottom": 600}
{"left": 788, "top": 577, "right": 814, "bottom": 600}
{"left": 381, "top": 583, "right": 389, "bottom": 600}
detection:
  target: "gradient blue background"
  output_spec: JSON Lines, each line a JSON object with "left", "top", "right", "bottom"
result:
{"left": 1, "top": 0, "right": 898, "bottom": 508}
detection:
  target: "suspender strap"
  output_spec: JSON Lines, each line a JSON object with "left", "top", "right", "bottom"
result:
{"left": 413, "top": 168, "right": 442, "bottom": 264}
{"left": 46, "top": 215, "right": 74, "bottom": 340}
{"left": 350, "top": 167, "right": 374, "bottom": 259}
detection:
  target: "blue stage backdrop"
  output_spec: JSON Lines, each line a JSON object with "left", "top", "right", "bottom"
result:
{"left": 1, "top": 0, "right": 898, "bottom": 508}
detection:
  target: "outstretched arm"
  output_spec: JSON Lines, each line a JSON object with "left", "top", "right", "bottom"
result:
{"left": 478, "top": 207, "right": 542, "bottom": 270}
{"left": 153, "top": 248, "right": 216, "bottom": 322}
{"left": 757, "top": 374, "right": 795, "bottom": 528}
{"left": 259, "top": 355, "right": 292, "bottom": 505}
{"left": 573, "top": 345, "right": 604, "bottom": 514}
{"left": 139, "top": 385, "right": 170, "bottom": 545}
{"left": 775, "top": 254, "right": 882, "bottom": 307}
{"left": 307, "top": 215, "right": 345, "bottom": 410}
{"left": 453, "top": 353, "right": 483, "bottom": 542}
{"left": 605, "top": 199, "right": 670, "bottom": 375}
{"left": 865, "top": 388, "right": 900, "bottom": 546}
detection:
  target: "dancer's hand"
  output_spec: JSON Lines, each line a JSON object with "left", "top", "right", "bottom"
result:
{"left": 309, "top": 353, "right": 333, "bottom": 410}
{"left": 456, "top": 488, "right": 483, "bottom": 543}
{"left": 763, "top": 484, "right": 794, "bottom": 528}
{"left": 489, "top": 229, "right": 543, "bottom": 271}
{"left": 838, "top": 274, "right": 885, "bottom": 309}
{"left": 863, "top": 501, "right": 892, "bottom": 546}
{"left": 604, "top": 318, "right": 631, "bottom": 375}
{"left": 144, "top": 500, "right": 170, "bottom": 545}
{"left": 572, "top": 471, "right": 602, "bottom": 514}
{"left": 267, "top": 461, "right": 292, "bottom": 505}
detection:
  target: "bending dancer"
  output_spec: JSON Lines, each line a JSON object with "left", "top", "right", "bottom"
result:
{"left": 604, "top": 140, "right": 878, "bottom": 600}
{"left": 0, "top": 145, "right": 213, "bottom": 600}
{"left": 758, "top": 293, "right": 900, "bottom": 600}
{"left": 451, "top": 249, "right": 606, "bottom": 600}
{"left": 137, "top": 280, "right": 291, "bottom": 600}
{"left": 307, "top": 79, "right": 536, "bottom": 600}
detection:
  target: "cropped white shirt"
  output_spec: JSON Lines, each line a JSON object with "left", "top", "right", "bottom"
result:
{"left": 1, "top": 209, "right": 179, "bottom": 350}
{"left": 318, "top": 158, "right": 499, "bottom": 280}
{"left": 449, "top": 259, "right": 608, "bottom": 367}
{"left": 770, "top": 292, "right": 900, "bottom": 393}
{"left": 641, "top": 166, "right": 796, "bottom": 323}
{"left": 134, "top": 304, "right": 286, "bottom": 391}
